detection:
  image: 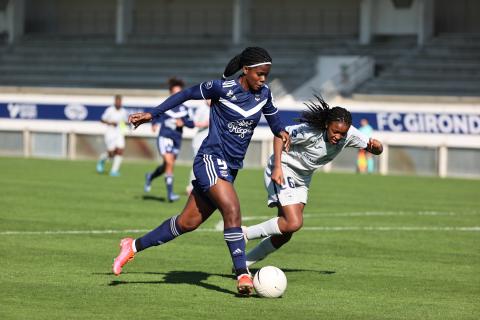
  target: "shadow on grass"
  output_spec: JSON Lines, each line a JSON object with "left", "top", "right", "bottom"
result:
{"left": 95, "top": 267, "right": 335, "bottom": 296}
{"left": 107, "top": 270, "right": 236, "bottom": 295}
{"left": 141, "top": 195, "right": 167, "bottom": 202}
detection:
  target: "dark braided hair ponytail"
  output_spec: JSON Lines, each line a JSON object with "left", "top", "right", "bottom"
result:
{"left": 298, "top": 95, "right": 352, "bottom": 131}
{"left": 222, "top": 47, "right": 272, "bottom": 79}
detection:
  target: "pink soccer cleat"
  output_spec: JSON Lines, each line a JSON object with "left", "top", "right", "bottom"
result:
{"left": 112, "top": 238, "right": 135, "bottom": 276}
{"left": 237, "top": 273, "right": 254, "bottom": 296}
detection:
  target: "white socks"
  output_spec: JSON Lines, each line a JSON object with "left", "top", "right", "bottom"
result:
{"left": 246, "top": 217, "right": 281, "bottom": 240}
{"left": 99, "top": 152, "right": 109, "bottom": 162}
{"left": 246, "top": 237, "right": 277, "bottom": 267}
{"left": 111, "top": 155, "right": 123, "bottom": 173}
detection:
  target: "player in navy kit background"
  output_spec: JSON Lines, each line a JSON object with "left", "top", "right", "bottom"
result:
{"left": 112, "top": 47, "right": 291, "bottom": 296}
{"left": 144, "top": 78, "right": 194, "bottom": 202}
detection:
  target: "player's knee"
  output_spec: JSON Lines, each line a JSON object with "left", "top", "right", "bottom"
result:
{"left": 177, "top": 216, "right": 201, "bottom": 232}
{"left": 285, "top": 218, "right": 303, "bottom": 233}
{"left": 220, "top": 204, "right": 241, "bottom": 227}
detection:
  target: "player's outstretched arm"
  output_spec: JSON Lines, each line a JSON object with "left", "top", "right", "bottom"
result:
{"left": 366, "top": 138, "right": 383, "bottom": 155}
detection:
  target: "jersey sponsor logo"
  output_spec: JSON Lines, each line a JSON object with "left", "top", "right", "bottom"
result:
{"left": 64, "top": 103, "right": 88, "bottom": 121}
{"left": 227, "top": 119, "right": 255, "bottom": 138}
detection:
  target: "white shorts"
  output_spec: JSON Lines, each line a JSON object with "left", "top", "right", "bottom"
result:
{"left": 105, "top": 131, "right": 125, "bottom": 151}
{"left": 264, "top": 161, "right": 310, "bottom": 207}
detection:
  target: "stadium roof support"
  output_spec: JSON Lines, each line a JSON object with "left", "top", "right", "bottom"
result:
{"left": 5, "top": 0, "right": 25, "bottom": 44}
{"left": 359, "top": 0, "right": 434, "bottom": 46}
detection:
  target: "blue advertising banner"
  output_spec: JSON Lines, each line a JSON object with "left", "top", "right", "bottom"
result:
{"left": 1, "top": 102, "right": 479, "bottom": 135}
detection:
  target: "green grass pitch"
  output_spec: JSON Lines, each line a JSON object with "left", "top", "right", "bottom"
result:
{"left": 0, "top": 157, "right": 479, "bottom": 319}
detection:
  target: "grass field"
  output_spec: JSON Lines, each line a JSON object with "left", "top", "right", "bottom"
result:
{"left": 0, "top": 157, "right": 479, "bottom": 319}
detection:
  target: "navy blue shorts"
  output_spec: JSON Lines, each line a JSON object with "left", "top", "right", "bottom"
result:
{"left": 192, "top": 154, "right": 238, "bottom": 194}
{"left": 157, "top": 136, "right": 182, "bottom": 156}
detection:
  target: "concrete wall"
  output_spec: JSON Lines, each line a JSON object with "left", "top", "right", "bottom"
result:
{"left": 372, "top": 0, "right": 419, "bottom": 35}
{"left": 0, "top": 11, "right": 5, "bottom": 34}
{"left": 251, "top": 0, "right": 359, "bottom": 36}
{"left": 25, "top": 0, "right": 116, "bottom": 34}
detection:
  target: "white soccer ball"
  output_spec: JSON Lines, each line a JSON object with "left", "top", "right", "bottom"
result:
{"left": 253, "top": 266, "right": 287, "bottom": 298}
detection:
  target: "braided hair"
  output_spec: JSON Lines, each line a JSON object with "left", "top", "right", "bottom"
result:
{"left": 298, "top": 95, "right": 352, "bottom": 131}
{"left": 222, "top": 47, "right": 272, "bottom": 79}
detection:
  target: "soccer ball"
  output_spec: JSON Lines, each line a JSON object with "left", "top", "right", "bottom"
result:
{"left": 253, "top": 266, "right": 287, "bottom": 298}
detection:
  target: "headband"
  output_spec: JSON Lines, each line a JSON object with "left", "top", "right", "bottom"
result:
{"left": 246, "top": 62, "right": 272, "bottom": 68}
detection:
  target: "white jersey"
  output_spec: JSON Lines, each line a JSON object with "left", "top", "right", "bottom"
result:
{"left": 277, "top": 123, "right": 369, "bottom": 175}
{"left": 191, "top": 103, "right": 210, "bottom": 150}
{"left": 101, "top": 106, "right": 129, "bottom": 136}
{"left": 264, "top": 123, "right": 369, "bottom": 206}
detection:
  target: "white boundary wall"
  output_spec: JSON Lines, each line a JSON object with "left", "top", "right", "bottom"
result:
{"left": 1, "top": 92, "right": 479, "bottom": 178}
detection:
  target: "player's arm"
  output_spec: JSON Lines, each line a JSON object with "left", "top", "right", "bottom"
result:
{"left": 366, "top": 138, "right": 383, "bottom": 155}
{"left": 263, "top": 92, "right": 290, "bottom": 151}
{"left": 129, "top": 82, "right": 220, "bottom": 129}
{"left": 271, "top": 135, "right": 286, "bottom": 185}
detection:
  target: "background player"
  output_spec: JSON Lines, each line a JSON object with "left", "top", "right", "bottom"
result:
{"left": 243, "top": 96, "right": 383, "bottom": 267}
{"left": 144, "top": 78, "right": 195, "bottom": 202}
{"left": 96, "top": 94, "right": 129, "bottom": 176}
{"left": 185, "top": 99, "right": 211, "bottom": 195}
{"left": 112, "top": 47, "right": 290, "bottom": 296}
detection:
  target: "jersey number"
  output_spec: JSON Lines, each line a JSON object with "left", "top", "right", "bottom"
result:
{"left": 286, "top": 177, "right": 295, "bottom": 188}
{"left": 217, "top": 159, "right": 228, "bottom": 170}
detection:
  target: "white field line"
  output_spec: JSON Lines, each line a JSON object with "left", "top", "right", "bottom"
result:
{"left": 214, "top": 211, "right": 459, "bottom": 231}
{"left": 1, "top": 226, "right": 479, "bottom": 236}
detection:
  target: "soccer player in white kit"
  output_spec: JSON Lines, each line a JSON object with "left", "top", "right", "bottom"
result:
{"left": 96, "top": 95, "right": 129, "bottom": 176}
{"left": 243, "top": 96, "right": 383, "bottom": 267}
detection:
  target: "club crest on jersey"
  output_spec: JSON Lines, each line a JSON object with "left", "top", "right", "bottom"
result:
{"left": 226, "top": 89, "right": 234, "bottom": 97}
{"left": 255, "top": 94, "right": 261, "bottom": 101}
{"left": 205, "top": 81, "right": 213, "bottom": 89}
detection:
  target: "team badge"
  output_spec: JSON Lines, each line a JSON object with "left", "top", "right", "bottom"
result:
{"left": 205, "top": 81, "right": 213, "bottom": 89}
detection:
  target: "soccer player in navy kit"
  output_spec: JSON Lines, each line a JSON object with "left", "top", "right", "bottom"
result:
{"left": 144, "top": 78, "right": 195, "bottom": 202}
{"left": 112, "top": 47, "right": 291, "bottom": 296}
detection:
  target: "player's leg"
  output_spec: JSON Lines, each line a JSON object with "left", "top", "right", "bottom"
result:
{"left": 109, "top": 148, "right": 124, "bottom": 176}
{"left": 97, "top": 134, "right": 114, "bottom": 173}
{"left": 163, "top": 152, "right": 178, "bottom": 202}
{"left": 109, "top": 134, "right": 125, "bottom": 176}
{"left": 112, "top": 189, "right": 216, "bottom": 275}
{"left": 245, "top": 204, "right": 304, "bottom": 268}
{"left": 207, "top": 179, "right": 253, "bottom": 295}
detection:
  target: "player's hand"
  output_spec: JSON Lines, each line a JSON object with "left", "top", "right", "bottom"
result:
{"left": 271, "top": 166, "right": 285, "bottom": 186}
{"left": 128, "top": 112, "right": 153, "bottom": 129}
{"left": 279, "top": 131, "right": 291, "bottom": 152}
{"left": 367, "top": 138, "right": 383, "bottom": 155}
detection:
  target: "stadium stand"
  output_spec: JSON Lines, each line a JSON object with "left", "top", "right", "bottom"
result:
{"left": 354, "top": 33, "right": 480, "bottom": 97}
{"left": 0, "top": 34, "right": 417, "bottom": 95}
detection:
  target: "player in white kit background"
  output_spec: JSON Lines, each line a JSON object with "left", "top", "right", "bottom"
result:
{"left": 243, "top": 96, "right": 383, "bottom": 267}
{"left": 96, "top": 95, "right": 129, "bottom": 177}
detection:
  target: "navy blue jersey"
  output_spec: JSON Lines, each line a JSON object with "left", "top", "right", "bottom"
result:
{"left": 197, "top": 79, "right": 279, "bottom": 169}
{"left": 149, "top": 77, "right": 284, "bottom": 170}
{"left": 154, "top": 104, "right": 194, "bottom": 143}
